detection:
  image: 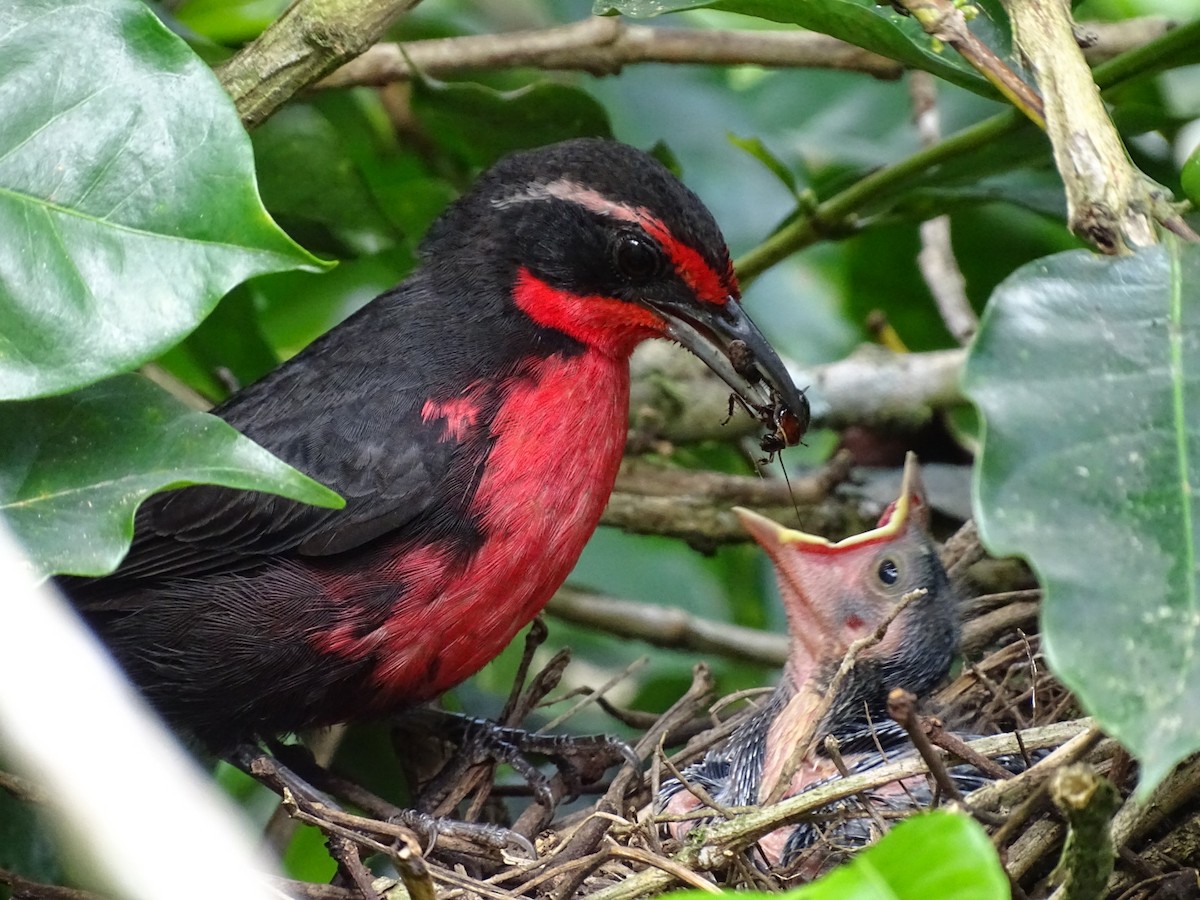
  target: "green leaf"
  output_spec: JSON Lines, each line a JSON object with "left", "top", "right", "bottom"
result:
{"left": 412, "top": 77, "right": 612, "bottom": 171}
{"left": 0, "top": 374, "right": 343, "bottom": 578}
{"left": 728, "top": 134, "right": 800, "bottom": 198}
{"left": 154, "top": 283, "right": 280, "bottom": 402}
{"left": 663, "top": 812, "right": 1007, "bottom": 900}
{"left": 303, "top": 92, "right": 459, "bottom": 256}
{"left": 282, "top": 824, "right": 338, "bottom": 884}
{"left": 963, "top": 239, "right": 1200, "bottom": 797}
{"left": 1182, "top": 141, "right": 1200, "bottom": 207}
{"left": 891, "top": 171, "right": 1069, "bottom": 223}
{"left": 174, "top": 0, "right": 290, "bottom": 44}
{"left": 0, "top": 788, "right": 61, "bottom": 888}
{"left": 596, "top": 0, "right": 1009, "bottom": 97}
{"left": 253, "top": 248, "right": 416, "bottom": 358}
{"left": 791, "top": 812, "right": 1007, "bottom": 899}
{"left": 252, "top": 103, "right": 404, "bottom": 257}
{"left": 0, "top": 0, "right": 324, "bottom": 401}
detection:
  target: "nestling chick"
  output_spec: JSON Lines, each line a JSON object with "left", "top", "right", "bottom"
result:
{"left": 659, "top": 453, "right": 962, "bottom": 871}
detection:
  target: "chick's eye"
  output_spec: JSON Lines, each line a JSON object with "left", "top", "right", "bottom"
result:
{"left": 877, "top": 558, "right": 900, "bottom": 586}
{"left": 614, "top": 236, "right": 660, "bottom": 280}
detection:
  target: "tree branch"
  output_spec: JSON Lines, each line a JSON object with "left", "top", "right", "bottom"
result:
{"left": 615, "top": 585, "right": 1024, "bottom": 675}
{"left": 1003, "top": 0, "right": 1168, "bottom": 251}
{"left": 734, "top": 19, "right": 1197, "bottom": 280}
{"left": 1047, "top": 765, "right": 1120, "bottom": 900}
{"left": 734, "top": 109, "right": 1027, "bottom": 283}
{"left": 316, "top": 14, "right": 1174, "bottom": 91}
{"left": 589, "top": 721, "right": 1095, "bottom": 900}
{"left": 542, "top": 665, "right": 716, "bottom": 899}
{"left": 630, "top": 343, "right": 965, "bottom": 445}
{"left": 1088, "top": 18, "right": 1198, "bottom": 90}
{"left": 547, "top": 588, "right": 789, "bottom": 667}
{"left": 600, "top": 453, "right": 869, "bottom": 549}
{"left": 1105, "top": 756, "right": 1200, "bottom": 896}
{"left": 1078, "top": 17, "right": 1176, "bottom": 65}
{"left": 897, "top": 0, "right": 1045, "bottom": 127}
{"left": 614, "top": 454, "right": 852, "bottom": 505}
{"left": 909, "top": 71, "right": 978, "bottom": 345}
{"left": 319, "top": 16, "right": 903, "bottom": 88}
{"left": 0, "top": 869, "right": 100, "bottom": 900}
{"left": 216, "top": 0, "right": 421, "bottom": 128}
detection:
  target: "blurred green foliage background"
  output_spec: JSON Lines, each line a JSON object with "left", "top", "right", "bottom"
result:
{"left": 2, "top": 0, "right": 1198, "bottom": 889}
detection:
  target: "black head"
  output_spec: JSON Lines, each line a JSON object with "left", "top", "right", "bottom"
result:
{"left": 419, "top": 138, "right": 808, "bottom": 438}
{"left": 422, "top": 138, "right": 731, "bottom": 293}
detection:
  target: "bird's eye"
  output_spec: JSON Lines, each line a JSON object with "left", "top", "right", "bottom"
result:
{"left": 614, "top": 235, "right": 661, "bottom": 280}
{"left": 877, "top": 557, "right": 900, "bottom": 586}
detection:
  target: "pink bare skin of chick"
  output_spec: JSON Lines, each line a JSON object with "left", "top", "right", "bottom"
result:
{"left": 660, "top": 453, "right": 960, "bottom": 872}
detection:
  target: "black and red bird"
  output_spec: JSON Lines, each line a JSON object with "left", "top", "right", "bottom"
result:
{"left": 660, "top": 454, "right": 960, "bottom": 870}
{"left": 66, "top": 138, "right": 807, "bottom": 749}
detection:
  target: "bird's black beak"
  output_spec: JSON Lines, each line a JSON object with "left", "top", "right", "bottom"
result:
{"left": 655, "top": 296, "right": 809, "bottom": 447}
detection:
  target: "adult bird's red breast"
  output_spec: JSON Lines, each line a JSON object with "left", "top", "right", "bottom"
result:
{"left": 65, "top": 138, "right": 808, "bottom": 749}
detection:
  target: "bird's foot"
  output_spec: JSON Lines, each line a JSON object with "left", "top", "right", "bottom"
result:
{"left": 398, "top": 709, "right": 640, "bottom": 813}
{"left": 389, "top": 807, "right": 535, "bottom": 858}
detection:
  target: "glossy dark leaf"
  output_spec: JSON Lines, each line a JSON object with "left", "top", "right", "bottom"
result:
{"left": 412, "top": 77, "right": 612, "bottom": 171}
{"left": 251, "top": 103, "right": 404, "bottom": 257}
{"left": 0, "top": 0, "right": 322, "bottom": 400}
{"left": 964, "top": 239, "right": 1200, "bottom": 795}
{"left": 154, "top": 283, "right": 280, "bottom": 402}
{"left": 0, "top": 374, "right": 342, "bottom": 577}
{"left": 596, "top": 0, "right": 1010, "bottom": 97}
{"left": 728, "top": 134, "right": 801, "bottom": 199}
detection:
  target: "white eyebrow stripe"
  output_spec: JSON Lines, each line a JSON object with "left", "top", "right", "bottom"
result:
{"left": 492, "top": 178, "right": 645, "bottom": 223}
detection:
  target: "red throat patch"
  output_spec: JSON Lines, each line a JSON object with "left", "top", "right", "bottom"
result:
{"left": 512, "top": 267, "right": 668, "bottom": 357}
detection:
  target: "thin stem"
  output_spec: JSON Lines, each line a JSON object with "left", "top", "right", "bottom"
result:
{"left": 735, "top": 18, "right": 1200, "bottom": 282}
{"left": 736, "top": 111, "right": 1023, "bottom": 284}
{"left": 1092, "top": 19, "right": 1200, "bottom": 90}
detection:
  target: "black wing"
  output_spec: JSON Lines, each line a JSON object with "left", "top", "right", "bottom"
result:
{"left": 78, "top": 275, "right": 489, "bottom": 588}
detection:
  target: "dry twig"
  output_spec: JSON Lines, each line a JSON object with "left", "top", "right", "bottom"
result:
{"left": 322, "top": 17, "right": 901, "bottom": 87}
{"left": 908, "top": 70, "right": 978, "bottom": 345}
{"left": 217, "top": 0, "right": 421, "bottom": 128}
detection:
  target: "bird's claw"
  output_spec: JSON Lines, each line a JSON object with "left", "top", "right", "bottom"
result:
{"left": 459, "top": 717, "right": 637, "bottom": 789}
{"left": 403, "top": 709, "right": 640, "bottom": 808}
{"left": 390, "top": 808, "right": 536, "bottom": 859}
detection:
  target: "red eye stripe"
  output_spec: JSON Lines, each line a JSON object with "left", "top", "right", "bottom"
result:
{"left": 494, "top": 179, "right": 735, "bottom": 307}
{"left": 637, "top": 215, "right": 733, "bottom": 306}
